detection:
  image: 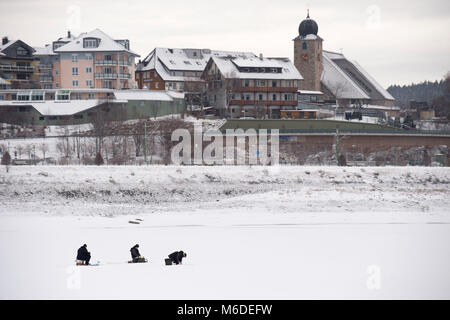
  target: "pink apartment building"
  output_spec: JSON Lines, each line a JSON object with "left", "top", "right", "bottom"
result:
{"left": 52, "top": 29, "right": 139, "bottom": 90}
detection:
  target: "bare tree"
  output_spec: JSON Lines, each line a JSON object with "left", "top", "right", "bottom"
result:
{"left": 39, "top": 142, "right": 49, "bottom": 161}
{"left": 154, "top": 118, "right": 192, "bottom": 165}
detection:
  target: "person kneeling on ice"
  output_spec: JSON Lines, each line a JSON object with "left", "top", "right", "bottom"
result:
{"left": 167, "top": 250, "right": 187, "bottom": 265}
{"left": 76, "top": 244, "right": 91, "bottom": 266}
{"left": 130, "top": 244, "right": 147, "bottom": 263}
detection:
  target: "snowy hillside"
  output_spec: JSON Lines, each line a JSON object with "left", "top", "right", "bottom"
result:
{"left": 0, "top": 166, "right": 449, "bottom": 299}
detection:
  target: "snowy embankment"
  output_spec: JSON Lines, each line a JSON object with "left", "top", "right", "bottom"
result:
{"left": 0, "top": 166, "right": 449, "bottom": 218}
{"left": 0, "top": 166, "right": 449, "bottom": 299}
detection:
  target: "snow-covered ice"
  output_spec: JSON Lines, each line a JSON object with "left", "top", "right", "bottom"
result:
{"left": 0, "top": 165, "right": 449, "bottom": 299}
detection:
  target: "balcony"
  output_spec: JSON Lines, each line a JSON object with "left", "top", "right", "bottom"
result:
{"left": 38, "top": 64, "right": 52, "bottom": 70}
{"left": 119, "top": 73, "right": 131, "bottom": 79}
{"left": 230, "top": 100, "right": 298, "bottom": 106}
{"left": 95, "top": 73, "right": 118, "bottom": 79}
{"left": 94, "top": 60, "right": 118, "bottom": 66}
{"left": 235, "top": 86, "right": 298, "bottom": 93}
{"left": 0, "top": 65, "right": 35, "bottom": 73}
{"left": 39, "top": 76, "right": 53, "bottom": 83}
{"left": 119, "top": 60, "right": 131, "bottom": 66}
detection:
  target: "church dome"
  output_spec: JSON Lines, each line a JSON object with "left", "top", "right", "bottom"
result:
{"left": 299, "top": 10, "right": 318, "bottom": 37}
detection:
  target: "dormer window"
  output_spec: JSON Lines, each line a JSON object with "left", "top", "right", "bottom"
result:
{"left": 302, "top": 42, "right": 307, "bottom": 50}
{"left": 83, "top": 38, "right": 99, "bottom": 48}
{"left": 16, "top": 47, "right": 28, "bottom": 56}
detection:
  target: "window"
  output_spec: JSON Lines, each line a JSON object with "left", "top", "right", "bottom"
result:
{"left": 103, "top": 67, "right": 113, "bottom": 74}
{"left": 272, "top": 94, "right": 277, "bottom": 101}
{"left": 86, "top": 80, "right": 93, "bottom": 87}
{"left": 245, "top": 94, "right": 251, "bottom": 101}
{"left": 259, "top": 94, "right": 263, "bottom": 100}
{"left": 102, "top": 80, "right": 113, "bottom": 89}
{"left": 55, "top": 70, "right": 59, "bottom": 75}
{"left": 302, "top": 42, "right": 307, "bottom": 50}
{"left": 88, "top": 93, "right": 94, "bottom": 99}
{"left": 16, "top": 47, "right": 27, "bottom": 56}
{"left": 72, "top": 80, "right": 78, "bottom": 87}
{"left": 74, "top": 93, "right": 82, "bottom": 100}
{"left": 86, "top": 67, "right": 92, "bottom": 73}
{"left": 155, "top": 82, "right": 159, "bottom": 89}
{"left": 83, "top": 39, "right": 98, "bottom": 48}
{"left": 244, "top": 80, "right": 249, "bottom": 87}
{"left": 31, "top": 92, "right": 44, "bottom": 101}
{"left": 104, "top": 55, "right": 112, "bottom": 61}
{"left": 39, "top": 116, "right": 45, "bottom": 121}
{"left": 56, "top": 90, "right": 70, "bottom": 101}
{"left": 55, "top": 83, "right": 59, "bottom": 88}
{"left": 271, "top": 81, "right": 277, "bottom": 87}
{"left": 72, "top": 54, "right": 78, "bottom": 62}
{"left": 72, "top": 67, "right": 78, "bottom": 75}
{"left": 0, "top": 95, "right": 3, "bottom": 100}
{"left": 16, "top": 61, "right": 30, "bottom": 67}
{"left": 86, "top": 54, "right": 93, "bottom": 60}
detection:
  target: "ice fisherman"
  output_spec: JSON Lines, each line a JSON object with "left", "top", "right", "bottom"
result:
{"left": 76, "top": 244, "right": 91, "bottom": 265}
{"left": 130, "top": 244, "right": 142, "bottom": 262}
{"left": 168, "top": 250, "right": 187, "bottom": 265}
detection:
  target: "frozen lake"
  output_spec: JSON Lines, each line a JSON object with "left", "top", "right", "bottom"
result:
{"left": 0, "top": 165, "right": 449, "bottom": 299}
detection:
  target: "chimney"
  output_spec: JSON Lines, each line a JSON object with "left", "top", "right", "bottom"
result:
{"left": 2, "top": 37, "right": 8, "bottom": 45}
{"left": 259, "top": 53, "right": 263, "bottom": 60}
{"left": 67, "top": 31, "right": 71, "bottom": 39}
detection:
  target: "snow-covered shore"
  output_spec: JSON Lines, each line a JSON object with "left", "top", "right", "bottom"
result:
{"left": 0, "top": 166, "right": 449, "bottom": 299}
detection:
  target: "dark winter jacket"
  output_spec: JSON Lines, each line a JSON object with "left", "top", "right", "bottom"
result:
{"left": 77, "top": 246, "right": 90, "bottom": 261}
{"left": 130, "top": 246, "right": 141, "bottom": 259}
{"left": 168, "top": 251, "right": 185, "bottom": 265}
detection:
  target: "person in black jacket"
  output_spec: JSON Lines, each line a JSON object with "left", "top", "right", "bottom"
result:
{"left": 130, "top": 244, "right": 141, "bottom": 262}
{"left": 76, "top": 244, "right": 91, "bottom": 265}
{"left": 168, "top": 250, "right": 187, "bottom": 265}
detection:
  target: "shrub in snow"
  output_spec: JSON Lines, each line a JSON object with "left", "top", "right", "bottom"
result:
{"left": 1, "top": 151, "right": 11, "bottom": 166}
{"left": 95, "top": 153, "right": 104, "bottom": 166}
{"left": 338, "top": 154, "right": 347, "bottom": 167}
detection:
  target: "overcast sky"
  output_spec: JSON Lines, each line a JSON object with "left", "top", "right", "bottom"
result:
{"left": 1, "top": 0, "right": 449, "bottom": 87}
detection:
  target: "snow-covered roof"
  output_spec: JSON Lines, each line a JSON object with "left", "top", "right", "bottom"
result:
{"left": 298, "top": 90, "right": 323, "bottom": 95}
{"left": 210, "top": 56, "right": 302, "bottom": 80}
{"left": 0, "top": 77, "right": 11, "bottom": 85}
{"left": 0, "top": 100, "right": 105, "bottom": 116}
{"left": 322, "top": 51, "right": 394, "bottom": 101}
{"left": 321, "top": 52, "right": 370, "bottom": 100}
{"left": 138, "top": 47, "right": 257, "bottom": 81}
{"left": 0, "top": 90, "right": 183, "bottom": 116}
{"left": 0, "top": 39, "right": 17, "bottom": 53}
{"left": 362, "top": 104, "right": 400, "bottom": 111}
{"left": 33, "top": 45, "right": 57, "bottom": 56}
{"left": 294, "top": 34, "right": 323, "bottom": 41}
{"left": 114, "top": 90, "right": 183, "bottom": 101}
{"left": 54, "top": 29, "right": 139, "bottom": 56}
{"left": 232, "top": 57, "right": 281, "bottom": 68}
{"left": 350, "top": 61, "right": 394, "bottom": 100}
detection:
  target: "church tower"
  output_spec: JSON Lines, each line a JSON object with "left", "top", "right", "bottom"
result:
{"left": 293, "top": 10, "right": 323, "bottom": 91}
